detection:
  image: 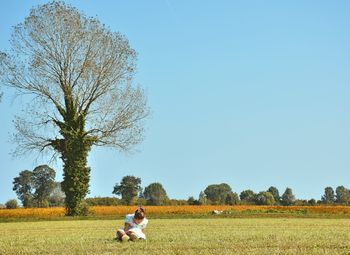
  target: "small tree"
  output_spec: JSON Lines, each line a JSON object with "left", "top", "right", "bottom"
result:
{"left": 255, "top": 191, "right": 275, "bottom": 205}
{"left": 112, "top": 176, "right": 141, "bottom": 205}
{"left": 225, "top": 192, "right": 239, "bottom": 205}
{"left": 239, "top": 189, "right": 256, "bottom": 204}
{"left": 49, "top": 182, "right": 66, "bottom": 207}
{"left": 308, "top": 199, "right": 316, "bottom": 206}
{"left": 204, "top": 183, "right": 232, "bottom": 205}
{"left": 335, "top": 186, "right": 350, "bottom": 204}
{"left": 281, "top": 187, "right": 295, "bottom": 206}
{"left": 5, "top": 199, "right": 19, "bottom": 209}
{"left": 143, "top": 182, "right": 169, "bottom": 205}
{"left": 13, "top": 170, "right": 34, "bottom": 208}
{"left": 267, "top": 186, "right": 280, "bottom": 204}
{"left": 321, "top": 187, "right": 335, "bottom": 204}
{"left": 187, "top": 196, "right": 200, "bottom": 205}
{"left": 198, "top": 191, "right": 207, "bottom": 205}
{"left": 32, "top": 165, "right": 56, "bottom": 207}
{"left": 13, "top": 165, "right": 57, "bottom": 208}
{"left": 294, "top": 199, "right": 308, "bottom": 206}
{"left": 85, "top": 197, "right": 121, "bottom": 206}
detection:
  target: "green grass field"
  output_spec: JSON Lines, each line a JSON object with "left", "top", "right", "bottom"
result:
{"left": 1, "top": 218, "right": 350, "bottom": 255}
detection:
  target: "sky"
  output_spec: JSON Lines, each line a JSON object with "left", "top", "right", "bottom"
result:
{"left": 1, "top": 0, "right": 350, "bottom": 204}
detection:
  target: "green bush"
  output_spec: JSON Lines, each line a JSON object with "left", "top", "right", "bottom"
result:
{"left": 85, "top": 197, "right": 121, "bottom": 206}
{"left": 76, "top": 201, "right": 89, "bottom": 216}
{"left": 308, "top": 199, "right": 317, "bottom": 206}
{"left": 255, "top": 192, "right": 275, "bottom": 205}
{"left": 5, "top": 199, "right": 19, "bottom": 209}
{"left": 225, "top": 192, "right": 239, "bottom": 205}
{"left": 168, "top": 199, "right": 188, "bottom": 205}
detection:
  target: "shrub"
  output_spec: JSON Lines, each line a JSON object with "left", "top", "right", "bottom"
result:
{"left": 308, "top": 199, "right": 316, "bottom": 206}
{"left": 144, "top": 183, "right": 169, "bottom": 205}
{"left": 187, "top": 197, "right": 200, "bottom": 205}
{"left": 204, "top": 183, "right": 233, "bottom": 205}
{"left": 225, "top": 192, "right": 240, "bottom": 205}
{"left": 135, "top": 198, "right": 147, "bottom": 206}
{"left": 75, "top": 201, "right": 89, "bottom": 216}
{"left": 168, "top": 199, "right": 188, "bottom": 205}
{"left": 294, "top": 199, "right": 308, "bottom": 206}
{"left": 49, "top": 196, "right": 65, "bottom": 207}
{"left": 85, "top": 197, "right": 120, "bottom": 206}
{"left": 255, "top": 192, "right": 275, "bottom": 205}
{"left": 5, "top": 199, "right": 19, "bottom": 209}
{"left": 240, "top": 190, "right": 257, "bottom": 204}
{"left": 281, "top": 188, "right": 295, "bottom": 206}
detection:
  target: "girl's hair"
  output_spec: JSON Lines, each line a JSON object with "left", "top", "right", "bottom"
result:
{"left": 134, "top": 207, "right": 145, "bottom": 220}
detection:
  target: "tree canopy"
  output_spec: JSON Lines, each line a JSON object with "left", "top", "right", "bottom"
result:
{"left": 267, "top": 186, "right": 280, "bottom": 204}
{"left": 239, "top": 189, "right": 256, "bottom": 204}
{"left": 281, "top": 188, "right": 295, "bottom": 206}
{"left": 112, "top": 175, "right": 141, "bottom": 205}
{"left": 321, "top": 187, "right": 335, "bottom": 204}
{"left": 204, "top": 183, "right": 233, "bottom": 205}
{"left": 13, "top": 170, "right": 33, "bottom": 207}
{"left": 32, "top": 165, "right": 56, "bottom": 207}
{"left": 335, "top": 186, "right": 350, "bottom": 204}
{"left": 255, "top": 191, "right": 275, "bottom": 205}
{"left": 13, "top": 165, "right": 56, "bottom": 207}
{"left": 143, "top": 182, "right": 169, "bottom": 205}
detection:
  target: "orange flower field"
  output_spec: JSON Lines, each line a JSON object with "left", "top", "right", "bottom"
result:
{"left": 88, "top": 205, "right": 350, "bottom": 216}
{"left": 1, "top": 205, "right": 350, "bottom": 219}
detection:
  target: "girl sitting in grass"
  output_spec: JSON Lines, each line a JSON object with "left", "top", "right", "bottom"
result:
{"left": 116, "top": 207, "right": 148, "bottom": 242}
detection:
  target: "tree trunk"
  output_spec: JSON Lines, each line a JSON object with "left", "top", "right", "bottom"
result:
{"left": 51, "top": 110, "right": 96, "bottom": 216}
{"left": 60, "top": 136, "right": 92, "bottom": 216}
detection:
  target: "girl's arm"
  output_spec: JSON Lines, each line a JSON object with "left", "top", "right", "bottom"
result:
{"left": 124, "top": 223, "right": 131, "bottom": 232}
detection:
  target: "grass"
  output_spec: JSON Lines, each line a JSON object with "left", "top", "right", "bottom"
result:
{"left": 1, "top": 218, "right": 350, "bottom": 254}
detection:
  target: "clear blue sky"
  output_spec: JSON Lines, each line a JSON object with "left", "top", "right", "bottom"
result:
{"left": 1, "top": 0, "right": 350, "bottom": 204}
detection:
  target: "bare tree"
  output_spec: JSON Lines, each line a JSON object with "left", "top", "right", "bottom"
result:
{"left": 0, "top": 2, "right": 149, "bottom": 215}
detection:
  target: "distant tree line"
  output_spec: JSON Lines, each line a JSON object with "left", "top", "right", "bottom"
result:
{"left": 109, "top": 177, "right": 350, "bottom": 206}
{"left": 190, "top": 185, "right": 350, "bottom": 206}
{"left": 3, "top": 172, "right": 350, "bottom": 208}
{"left": 107, "top": 176, "right": 350, "bottom": 207}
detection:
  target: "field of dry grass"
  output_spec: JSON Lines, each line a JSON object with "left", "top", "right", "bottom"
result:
{"left": 1, "top": 218, "right": 350, "bottom": 254}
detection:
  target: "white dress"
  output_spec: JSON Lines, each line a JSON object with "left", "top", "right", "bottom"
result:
{"left": 118, "top": 214, "right": 148, "bottom": 239}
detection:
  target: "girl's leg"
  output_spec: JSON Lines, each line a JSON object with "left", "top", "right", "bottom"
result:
{"left": 129, "top": 232, "right": 138, "bottom": 241}
{"left": 116, "top": 229, "right": 129, "bottom": 241}
{"left": 128, "top": 229, "right": 146, "bottom": 241}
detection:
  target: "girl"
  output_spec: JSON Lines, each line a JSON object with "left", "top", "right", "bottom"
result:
{"left": 116, "top": 207, "right": 148, "bottom": 242}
